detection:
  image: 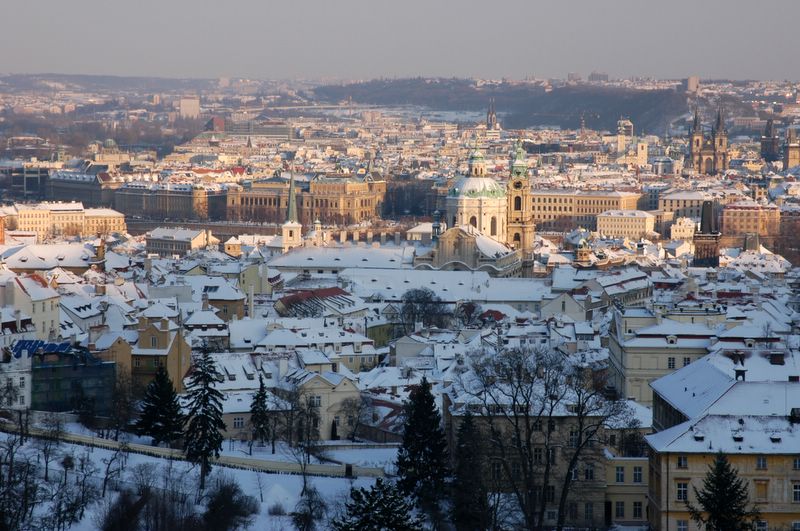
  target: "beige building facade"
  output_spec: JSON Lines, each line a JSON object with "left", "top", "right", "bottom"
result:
{"left": 4, "top": 202, "right": 126, "bottom": 240}
{"left": 721, "top": 200, "right": 780, "bottom": 238}
{"left": 531, "top": 189, "right": 640, "bottom": 230}
{"left": 597, "top": 210, "right": 655, "bottom": 239}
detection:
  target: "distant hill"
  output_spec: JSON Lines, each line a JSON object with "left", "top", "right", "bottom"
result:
{"left": 314, "top": 78, "right": 688, "bottom": 133}
{"left": 0, "top": 73, "right": 215, "bottom": 93}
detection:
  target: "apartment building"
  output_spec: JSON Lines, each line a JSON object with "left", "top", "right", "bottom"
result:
{"left": 658, "top": 191, "right": 710, "bottom": 219}
{"left": 84, "top": 208, "right": 127, "bottom": 236}
{"left": 530, "top": 189, "right": 640, "bottom": 230}
{"left": 597, "top": 210, "right": 656, "bottom": 239}
{"left": 605, "top": 451, "right": 649, "bottom": 527}
{"left": 145, "top": 228, "right": 219, "bottom": 257}
{"left": 2, "top": 202, "right": 126, "bottom": 240}
{"left": 115, "top": 182, "right": 227, "bottom": 221}
{"left": 607, "top": 308, "right": 718, "bottom": 404}
{"left": 721, "top": 200, "right": 780, "bottom": 238}
{"left": 646, "top": 346, "right": 800, "bottom": 531}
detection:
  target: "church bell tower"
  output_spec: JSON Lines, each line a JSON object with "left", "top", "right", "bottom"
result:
{"left": 506, "top": 141, "right": 536, "bottom": 274}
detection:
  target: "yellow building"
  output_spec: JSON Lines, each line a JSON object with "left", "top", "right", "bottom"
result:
{"left": 647, "top": 345, "right": 800, "bottom": 531}
{"left": 721, "top": 200, "right": 780, "bottom": 238}
{"left": 605, "top": 451, "right": 649, "bottom": 527}
{"left": 531, "top": 189, "right": 640, "bottom": 231}
{"left": 226, "top": 174, "right": 386, "bottom": 226}
{"left": 130, "top": 317, "right": 192, "bottom": 393}
{"left": 84, "top": 208, "right": 127, "bottom": 236}
{"left": 597, "top": 210, "right": 656, "bottom": 239}
{"left": 648, "top": 438, "right": 800, "bottom": 531}
{"left": 5, "top": 202, "right": 126, "bottom": 240}
{"left": 658, "top": 191, "right": 710, "bottom": 219}
{"left": 608, "top": 308, "right": 717, "bottom": 405}
{"left": 283, "top": 368, "right": 361, "bottom": 441}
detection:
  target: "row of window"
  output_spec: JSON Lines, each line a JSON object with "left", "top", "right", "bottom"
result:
{"left": 614, "top": 500, "right": 644, "bottom": 519}
{"left": 615, "top": 465, "right": 644, "bottom": 483}
{"left": 678, "top": 520, "right": 800, "bottom": 531}
{"left": 676, "top": 455, "right": 800, "bottom": 471}
{"left": 676, "top": 481, "right": 800, "bottom": 503}
{"left": 133, "top": 357, "right": 164, "bottom": 368}
{"left": 667, "top": 357, "right": 692, "bottom": 369}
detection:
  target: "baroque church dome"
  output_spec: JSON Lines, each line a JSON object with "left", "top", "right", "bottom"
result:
{"left": 449, "top": 175, "right": 505, "bottom": 198}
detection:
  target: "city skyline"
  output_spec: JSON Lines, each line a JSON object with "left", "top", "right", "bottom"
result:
{"left": 3, "top": 0, "right": 800, "bottom": 81}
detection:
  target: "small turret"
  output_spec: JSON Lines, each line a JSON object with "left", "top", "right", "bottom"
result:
{"left": 432, "top": 210, "right": 442, "bottom": 242}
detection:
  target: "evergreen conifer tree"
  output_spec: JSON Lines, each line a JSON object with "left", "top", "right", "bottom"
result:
{"left": 451, "top": 411, "right": 489, "bottom": 531}
{"left": 183, "top": 347, "right": 226, "bottom": 491}
{"left": 396, "top": 376, "right": 449, "bottom": 509}
{"left": 331, "top": 478, "right": 422, "bottom": 531}
{"left": 250, "top": 375, "right": 270, "bottom": 445}
{"left": 687, "top": 452, "right": 760, "bottom": 531}
{"left": 135, "top": 366, "right": 184, "bottom": 446}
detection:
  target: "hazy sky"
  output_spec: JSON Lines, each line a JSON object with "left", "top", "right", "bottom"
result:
{"left": 1, "top": 0, "right": 798, "bottom": 81}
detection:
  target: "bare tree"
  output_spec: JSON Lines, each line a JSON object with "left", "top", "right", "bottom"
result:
{"left": 36, "top": 413, "right": 64, "bottom": 483}
{"left": 459, "top": 346, "right": 567, "bottom": 530}
{"left": 552, "top": 363, "right": 629, "bottom": 531}
{"left": 279, "top": 388, "right": 323, "bottom": 496}
{"left": 101, "top": 445, "right": 125, "bottom": 497}
{"left": 39, "top": 479, "right": 85, "bottom": 531}
{"left": 454, "top": 301, "right": 483, "bottom": 328}
{"left": 0, "top": 433, "right": 41, "bottom": 530}
{"left": 338, "top": 396, "right": 371, "bottom": 441}
{"left": 459, "top": 346, "right": 626, "bottom": 531}
{"left": 74, "top": 450, "right": 99, "bottom": 521}
{"left": 400, "top": 288, "right": 451, "bottom": 333}
{"left": 108, "top": 371, "right": 135, "bottom": 441}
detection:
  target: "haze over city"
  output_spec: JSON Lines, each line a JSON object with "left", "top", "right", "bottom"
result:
{"left": 3, "top": 0, "right": 800, "bottom": 80}
{"left": 3, "top": 2, "right": 800, "bottom": 531}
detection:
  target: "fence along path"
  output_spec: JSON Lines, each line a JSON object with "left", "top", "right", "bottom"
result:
{"left": 1, "top": 424, "right": 385, "bottom": 478}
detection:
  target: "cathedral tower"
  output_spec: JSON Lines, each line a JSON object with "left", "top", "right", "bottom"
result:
{"left": 692, "top": 200, "right": 720, "bottom": 268}
{"left": 688, "top": 107, "right": 729, "bottom": 175}
{"left": 761, "top": 118, "right": 779, "bottom": 162}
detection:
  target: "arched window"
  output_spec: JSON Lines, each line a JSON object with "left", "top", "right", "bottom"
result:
{"left": 513, "top": 233, "right": 521, "bottom": 243}
{"left": 514, "top": 196, "right": 522, "bottom": 211}
{"left": 490, "top": 217, "right": 497, "bottom": 236}
{"left": 469, "top": 216, "right": 477, "bottom": 228}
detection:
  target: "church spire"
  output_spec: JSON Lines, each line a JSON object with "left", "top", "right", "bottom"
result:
{"left": 692, "top": 107, "right": 701, "bottom": 133}
{"left": 511, "top": 139, "right": 528, "bottom": 178}
{"left": 714, "top": 106, "right": 726, "bottom": 134}
{"left": 286, "top": 168, "right": 298, "bottom": 223}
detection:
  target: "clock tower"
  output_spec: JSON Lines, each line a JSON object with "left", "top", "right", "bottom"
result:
{"left": 506, "top": 141, "right": 536, "bottom": 274}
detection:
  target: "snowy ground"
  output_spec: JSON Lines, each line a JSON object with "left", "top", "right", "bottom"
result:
{"left": 325, "top": 447, "right": 399, "bottom": 473}
{"left": 63, "top": 422, "right": 399, "bottom": 471}
{"left": 4, "top": 431, "right": 376, "bottom": 530}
